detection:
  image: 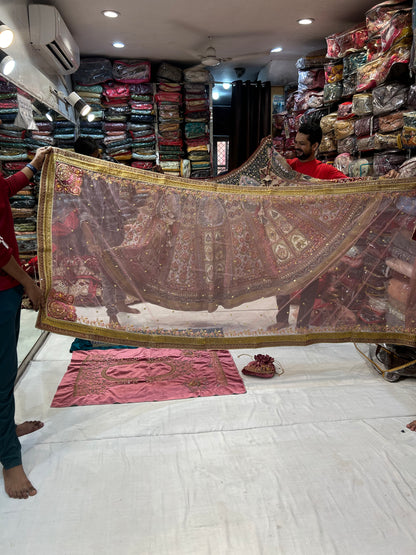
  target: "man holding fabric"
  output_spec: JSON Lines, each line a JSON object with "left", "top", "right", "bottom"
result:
{"left": 269, "top": 122, "right": 347, "bottom": 331}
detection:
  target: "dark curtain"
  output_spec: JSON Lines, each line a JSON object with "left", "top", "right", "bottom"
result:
{"left": 229, "top": 80, "right": 271, "bottom": 170}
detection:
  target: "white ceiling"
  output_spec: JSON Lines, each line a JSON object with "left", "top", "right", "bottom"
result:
{"left": 35, "top": 0, "right": 379, "bottom": 84}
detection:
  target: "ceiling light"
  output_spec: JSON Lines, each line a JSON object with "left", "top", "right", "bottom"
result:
{"left": 222, "top": 83, "right": 231, "bottom": 90}
{"left": 102, "top": 10, "right": 120, "bottom": 18}
{"left": 0, "top": 23, "right": 14, "bottom": 48}
{"left": 87, "top": 112, "right": 96, "bottom": 122}
{"left": 271, "top": 47, "right": 283, "bottom": 53}
{"left": 298, "top": 18, "right": 314, "bottom": 25}
{"left": 212, "top": 91, "right": 220, "bottom": 100}
{"left": 46, "top": 110, "right": 55, "bottom": 122}
{"left": 66, "top": 91, "right": 91, "bottom": 117}
{"left": 0, "top": 51, "right": 15, "bottom": 75}
{"left": 112, "top": 41, "right": 125, "bottom": 48}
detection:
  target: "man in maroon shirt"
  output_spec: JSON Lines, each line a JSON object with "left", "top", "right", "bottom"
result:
{"left": 269, "top": 122, "right": 347, "bottom": 331}
{"left": 0, "top": 146, "right": 50, "bottom": 499}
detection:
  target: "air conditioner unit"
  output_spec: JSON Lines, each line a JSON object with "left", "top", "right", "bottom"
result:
{"left": 28, "top": 4, "right": 80, "bottom": 75}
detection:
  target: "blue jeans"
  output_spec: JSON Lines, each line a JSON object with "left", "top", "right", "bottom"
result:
{"left": 0, "top": 285, "right": 23, "bottom": 469}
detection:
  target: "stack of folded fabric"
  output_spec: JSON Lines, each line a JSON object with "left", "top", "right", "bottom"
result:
{"left": 0, "top": 78, "right": 37, "bottom": 261}
{"left": 5, "top": 161, "right": 38, "bottom": 264}
{"left": 27, "top": 120, "right": 55, "bottom": 148}
{"left": 155, "top": 86, "right": 183, "bottom": 176}
{"left": 0, "top": 122, "right": 27, "bottom": 162}
{"left": 79, "top": 119, "right": 105, "bottom": 144}
{"left": 129, "top": 83, "right": 156, "bottom": 165}
{"left": 75, "top": 84, "right": 104, "bottom": 123}
{"left": 0, "top": 79, "right": 29, "bottom": 163}
{"left": 53, "top": 118, "right": 76, "bottom": 150}
{"left": 0, "top": 77, "right": 18, "bottom": 125}
{"left": 183, "top": 82, "right": 211, "bottom": 178}
{"left": 102, "top": 81, "right": 132, "bottom": 161}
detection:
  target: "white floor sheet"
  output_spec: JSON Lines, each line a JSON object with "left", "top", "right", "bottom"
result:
{"left": 1, "top": 333, "right": 416, "bottom": 554}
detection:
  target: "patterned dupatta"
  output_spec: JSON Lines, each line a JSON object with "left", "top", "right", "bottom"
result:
{"left": 36, "top": 145, "right": 416, "bottom": 349}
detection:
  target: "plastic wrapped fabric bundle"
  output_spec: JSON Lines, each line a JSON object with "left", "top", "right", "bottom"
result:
{"left": 397, "top": 157, "right": 416, "bottom": 177}
{"left": 356, "top": 37, "right": 412, "bottom": 92}
{"left": 112, "top": 60, "right": 151, "bottom": 83}
{"left": 337, "top": 102, "right": 354, "bottom": 120}
{"left": 342, "top": 73, "right": 358, "bottom": 97}
{"left": 372, "top": 82, "right": 409, "bottom": 115}
{"left": 324, "top": 62, "right": 343, "bottom": 83}
{"left": 296, "top": 53, "right": 327, "bottom": 70}
{"left": 401, "top": 126, "right": 416, "bottom": 147}
{"left": 156, "top": 63, "right": 183, "bottom": 83}
{"left": 297, "top": 68, "right": 325, "bottom": 91}
{"left": 318, "top": 135, "right": 337, "bottom": 154}
{"left": 337, "top": 136, "right": 357, "bottom": 155}
{"left": 403, "top": 112, "right": 416, "bottom": 128}
{"left": 407, "top": 85, "right": 416, "bottom": 107}
{"left": 155, "top": 92, "right": 182, "bottom": 104}
{"left": 373, "top": 150, "right": 406, "bottom": 175}
{"left": 334, "top": 119, "right": 355, "bottom": 140}
{"left": 374, "top": 132, "right": 402, "bottom": 150}
{"left": 334, "top": 153, "right": 353, "bottom": 175}
{"left": 293, "top": 90, "right": 324, "bottom": 111}
{"left": 323, "top": 83, "right": 343, "bottom": 104}
{"left": 183, "top": 67, "right": 212, "bottom": 83}
{"left": 355, "top": 116, "right": 379, "bottom": 137}
{"left": 72, "top": 58, "right": 113, "bottom": 85}
{"left": 365, "top": 1, "right": 411, "bottom": 35}
{"left": 357, "top": 135, "right": 377, "bottom": 151}
{"left": 352, "top": 93, "right": 373, "bottom": 116}
{"left": 343, "top": 50, "right": 368, "bottom": 74}
{"left": 320, "top": 113, "right": 338, "bottom": 135}
{"left": 379, "top": 7, "right": 412, "bottom": 52}
{"left": 349, "top": 158, "right": 373, "bottom": 177}
{"left": 326, "top": 24, "right": 368, "bottom": 59}
{"left": 378, "top": 111, "right": 404, "bottom": 133}
{"left": 367, "top": 36, "right": 383, "bottom": 63}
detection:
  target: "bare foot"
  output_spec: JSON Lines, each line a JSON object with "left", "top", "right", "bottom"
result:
{"left": 3, "top": 465, "right": 37, "bottom": 499}
{"left": 16, "top": 420, "right": 44, "bottom": 437}
{"left": 406, "top": 420, "right": 416, "bottom": 432}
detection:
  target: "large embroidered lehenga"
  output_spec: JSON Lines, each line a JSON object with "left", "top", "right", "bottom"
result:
{"left": 37, "top": 142, "right": 416, "bottom": 349}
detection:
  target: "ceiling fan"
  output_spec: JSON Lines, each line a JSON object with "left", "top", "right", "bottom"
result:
{"left": 191, "top": 36, "right": 270, "bottom": 68}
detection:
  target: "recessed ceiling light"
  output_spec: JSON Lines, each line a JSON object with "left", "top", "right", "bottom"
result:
{"left": 112, "top": 41, "right": 125, "bottom": 48}
{"left": 212, "top": 91, "right": 220, "bottom": 100}
{"left": 102, "top": 10, "right": 120, "bottom": 18}
{"left": 298, "top": 18, "right": 314, "bottom": 25}
{"left": 271, "top": 46, "right": 283, "bottom": 53}
{"left": 222, "top": 83, "right": 231, "bottom": 90}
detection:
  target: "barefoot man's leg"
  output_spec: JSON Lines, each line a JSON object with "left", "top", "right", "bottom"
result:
{"left": 1, "top": 286, "right": 38, "bottom": 499}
